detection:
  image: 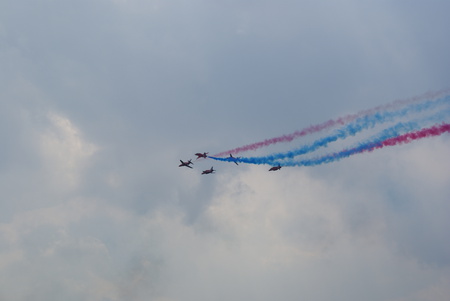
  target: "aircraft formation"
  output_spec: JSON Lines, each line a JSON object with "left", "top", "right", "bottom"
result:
{"left": 180, "top": 91, "right": 450, "bottom": 173}
{"left": 179, "top": 90, "right": 450, "bottom": 173}
{"left": 178, "top": 153, "right": 281, "bottom": 174}
{"left": 179, "top": 153, "right": 217, "bottom": 175}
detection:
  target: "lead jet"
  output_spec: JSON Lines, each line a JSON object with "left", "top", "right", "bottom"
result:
{"left": 269, "top": 164, "right": 282, "bottom": 171}
{"left": 201, "top": 167, "right": 215, "bottom": 175}
{"left": 229, "top": 154, "right": 239, "bottom": 165}
{"left": 195, "top": 152, "right": 208, "bottom": 159}
{"left": 179, "top": 159, "right": 193, "bottom": 168}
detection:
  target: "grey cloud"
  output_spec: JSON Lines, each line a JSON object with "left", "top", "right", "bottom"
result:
{"left": 1, "top": 0, "right": 450, "bottom": 300}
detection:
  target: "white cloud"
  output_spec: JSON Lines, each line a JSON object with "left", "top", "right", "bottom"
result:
{"left": 39, "top": 112, "right": 97, "bottom": 190}
{"left": 143, "top": 161, "right": 450, "bottom": 301}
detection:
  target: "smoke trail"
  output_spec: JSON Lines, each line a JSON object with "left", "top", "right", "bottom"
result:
{"left": 287, "top": 123, "right": 450, "bottom": 167}
{"left": 213, "top": 89, "right": 449, "bottom": 157}
{"left": 211, "top": 123, "right": 450, "bottom": 167}
{"left": 210, "top": 120, "right": 419, "bottom": 165}
{"left": 210, "top": 97, "right": 450, "bottom": 165}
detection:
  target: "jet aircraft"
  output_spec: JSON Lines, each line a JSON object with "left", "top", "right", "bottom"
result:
{"left": 195, "top": 152, "right": 208, "bottom": 159}
{"left": 179, "top": 159, "right": 193, "bottom": 168}
{"left": 202, "top": 167, "right": 215, "bottom": 174}
{"left": 269, "top": 164, "right": 282, "bottom": 171}
{"left": 229, "top": 154, "right": 239, "bottom": 165}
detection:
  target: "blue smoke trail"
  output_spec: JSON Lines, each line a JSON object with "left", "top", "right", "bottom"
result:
{"left": 210, "top": 96, "right": 450, "bottom": 166}
{"left": 280, "top": 121, "right": 450, "bottom": 167}
{"left": 280, "top": 121, "right": 421, "bottom": 167}
{"left": 210, "top": 121, "right": 420, "bottom": 166}
{"left": 277, "top": 106, "right": 450, "bottom": 166}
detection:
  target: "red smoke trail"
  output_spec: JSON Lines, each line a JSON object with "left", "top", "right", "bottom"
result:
{"left": 375, "top": 123, "right": 450, "bottom": 149}
{"left": 213, "top": 89, "right": 449, "bottom": 158}
{"left": 213, "top": 119, "right": 337, "bottom": 157}
{"left": 288, "top": 122, "right": 450, "bottom": 167}
{"left": 356, "top": 123, "right": 450, "bottom": 156}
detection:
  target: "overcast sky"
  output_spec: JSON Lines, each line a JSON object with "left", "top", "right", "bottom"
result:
{"left": 1, "top": 0, "right": 450, "bottom": 300}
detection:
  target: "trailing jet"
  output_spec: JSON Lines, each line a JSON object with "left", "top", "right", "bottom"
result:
{"left": 195, "top": 152, "right": 208, "bottom": 159}
{"left": 269, "top": 164, "right": 282, "bottom": 171}
{"left": 202, "top": 167, "right": 215, "bottom": 174}
{"left": 179, "top": 159, "right": 193, "bottom": 168}
{"left": 229, "top": 154, "right": 239, "bottom": 165}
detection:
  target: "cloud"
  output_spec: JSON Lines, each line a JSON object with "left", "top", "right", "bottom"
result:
{"left": 0, "top": 147, "right": 449, "bottom": 300}
{"left": 39, "top": 111, "right": 97, "bottom": 190}
{"left": 143, "top": 159, "right": 450, "bottom": 301}
{"left": 1, "top": 0, "right": 450, "bottom": 300}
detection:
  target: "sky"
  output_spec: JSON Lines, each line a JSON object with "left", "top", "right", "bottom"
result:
{"left": 0, "top": 0, "right": 450, "bottom": 300}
